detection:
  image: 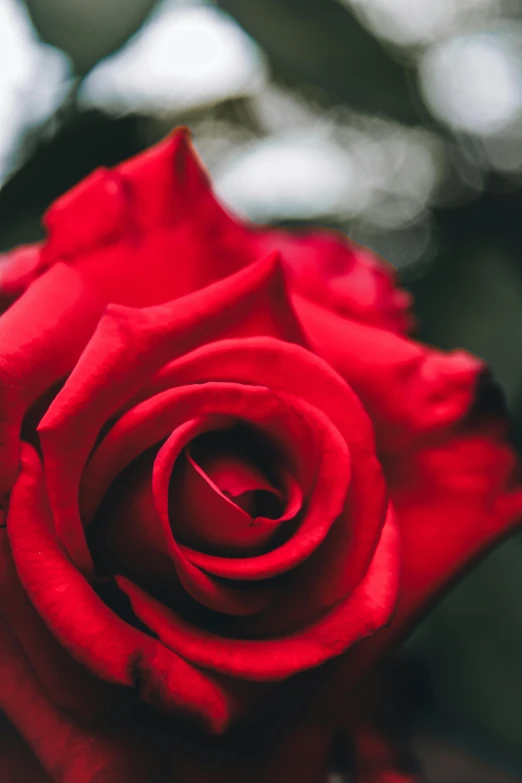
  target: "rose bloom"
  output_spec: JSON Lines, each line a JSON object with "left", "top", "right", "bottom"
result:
{"left": 0, "top": 129, "right": 520, "bottom": 783}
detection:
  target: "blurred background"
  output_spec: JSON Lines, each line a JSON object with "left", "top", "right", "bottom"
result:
{"left": 0, "top": 0, "right": 522, "bottom": 778}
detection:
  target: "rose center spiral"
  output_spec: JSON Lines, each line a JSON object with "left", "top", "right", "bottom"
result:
{"left": 169, "top": 423, "right": 297, "bottom": 556}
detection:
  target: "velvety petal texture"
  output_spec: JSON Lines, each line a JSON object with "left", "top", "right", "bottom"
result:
{"left": 0, "top": 127, "right": 520, "bottom": 783}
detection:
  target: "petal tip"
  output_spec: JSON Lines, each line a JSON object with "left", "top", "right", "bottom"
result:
{"left": 170, "top": 126, "right": 210, "bottom": 188}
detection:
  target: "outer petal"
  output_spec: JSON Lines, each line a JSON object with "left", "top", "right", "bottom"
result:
{"left": 316, "top": 417, "right": 522, "bottom": 715}
{"left": 0, "top": 243, "right": 45, "bottom": 312}
{"left": 294, "top": 294, "right": 485, "bottom": 452}
{"left": 8, "top": 444, "right": 243, "bottom": 733}
{"left": 116, "top": 508, "right": 398, "bottom": 680}
{"left": 369, "top": 420, "right": 522, "bottom": 656}
{"left": 0, "top": 263, "right": 105, "bottom": 500}
{"left": 0, "top": 530, "right": 111, "bottom": 720}
{"left": 0, "top": 132, "right": 412, "bottom": 338}
{"left": 0, "top": 614, "right": 166, "bottom": 783}
{"left": 1, "top": 129, "right": 256, "bottom": 309}
{"left": 254, "top": 227, "right": 413, "bottom": 332}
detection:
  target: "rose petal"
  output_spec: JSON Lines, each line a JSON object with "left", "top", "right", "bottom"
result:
{"left": 154, "top": 426, "right": 276, "bottom": 616}
{"left": 0, "top": 263, "right": 104, "bottom": 511}
{"left": 143, "top": 336, "right": 374, "bottom": 457}
{"left": 82, "top": 377, "right": 316, "bottom": 530}
{"left": 115, "top": 508, "right": 399, "bottom": 680}
{"left": 195, "top": 448, "right": 278, "bottom": 498}
{"left": 180, "top": 392, "right": 354, "bottom": 587}
{"left": 186, "top": 428, "right": 290, "bottom": 524}
{"left": 250, "top": 473, "right": 388, "bottom": 638}
{"left": 2, "top": 133, "right": 413, "bottom": 339}
{"left": 138, "top": 337, "right": 385, "bottom": 596}
{"left": 0, "top": 243, "right": 46, "bottom": 310}
{"left": 0, "top": 613, "right": 170, "bottom": 783}
{"left": 41, "top": 128, "right": 257, "bottom": 307}
{"left": 171, "top": 449, "right": 300, "bottom": 556}
{"left": 83, "top": 383, "right": 350, "bottom": 584}
{"left": 317, "top": 417, "right": 522, "bottom": 713}
{"left": 0, "top": 530, "right": 111, "bottom": 719}
{"left": 38, "top": 253, "right": 303, "bottom": 574}
{"left": 8, "top": 444, "right": 242, "bottom": 733}
{"left": 294, "top": 294, "right": 485, "bottom": 451}
{"left": 99, "top": 416, "right": 292, "bottom": 617}
{"left": 0, "top": 615, "right": 89, "bottom": 779}
{"left": 254, "top": 226, "right": 413, "bottom": 332}
{"left": 362, "top": 423, "right": 522, "bottom": 662}
{"left": 100, "top": 418, "right": 225, "bottom": 580}
{"left": 114, "top": 411, "right": 278, "bottom": 617}
{"left": 43, "top": 168, "right": 127, "bottom": 262}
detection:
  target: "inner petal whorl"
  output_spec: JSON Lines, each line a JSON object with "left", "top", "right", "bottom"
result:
{"left": 169, "top": 424, "right": 300, "bottom": 556}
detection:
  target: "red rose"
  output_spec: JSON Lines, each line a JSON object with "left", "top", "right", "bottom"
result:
{"left": 0, "top": 129, "right": 520, "bottom": 782}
